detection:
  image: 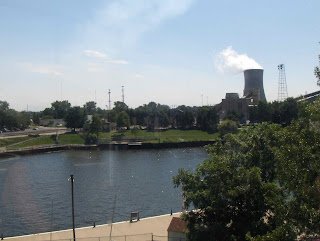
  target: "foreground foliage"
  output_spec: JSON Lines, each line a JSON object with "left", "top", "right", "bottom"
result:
{"left": 174, "top": 100, "right": 320, "bottom": 240}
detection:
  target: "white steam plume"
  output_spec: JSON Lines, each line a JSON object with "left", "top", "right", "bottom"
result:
{"left": 215, "top": 46, "right": 263, "bottom": 74}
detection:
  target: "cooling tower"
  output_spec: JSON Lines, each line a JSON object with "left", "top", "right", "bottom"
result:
{"left": 243, "top": 69, "right": 266, "bottom": 101}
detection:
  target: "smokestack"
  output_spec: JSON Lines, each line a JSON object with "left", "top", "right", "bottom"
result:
{"left": 243, "top": 69, "right": 266, "bottom": 101}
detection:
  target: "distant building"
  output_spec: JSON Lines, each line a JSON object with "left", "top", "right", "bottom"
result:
{"left": 220, "top": 69, "right": 266, "bottom": 122}
{"left": 39, "top": 119, "right": 66, "bottom": 127}
{"left": 102, "top": 120, "right": 117, "bottom": 132}
{"left": 83, "top": 115, "right": 116, "bottom": 132}
{"left": 220, "top": 93, "right": 253, "bottom": 121}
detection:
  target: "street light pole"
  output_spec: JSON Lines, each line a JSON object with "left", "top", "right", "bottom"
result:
{"left": 69, "top": 175, "right": 76, "bottom": 241}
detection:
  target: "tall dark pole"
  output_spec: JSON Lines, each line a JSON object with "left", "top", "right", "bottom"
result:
{"left": 69, "top": 175, "right": 75, "bottom": 241}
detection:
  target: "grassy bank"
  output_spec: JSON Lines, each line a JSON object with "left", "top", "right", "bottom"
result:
{"left": 100, "top": 129, "right": 219, "bottom": 143}
{"left": 7, "top": 129, "right": 219, "bottom": 149}
{"left": 0, "top": 136, "right": 33, "bottom": 147}
{"left": 10, "top": 133, "right": 85, "bottom": 149}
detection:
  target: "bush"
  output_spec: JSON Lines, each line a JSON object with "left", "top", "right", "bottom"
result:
{"left": 218, "top": 119, "right": 238, "bottom": 137}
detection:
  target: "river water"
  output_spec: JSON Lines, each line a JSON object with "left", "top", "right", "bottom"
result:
{"left": 0, "top": 147, "right": 208, "bottom": 237}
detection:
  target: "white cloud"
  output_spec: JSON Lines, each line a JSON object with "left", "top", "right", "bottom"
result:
{"left": 215, "top": 46, "right": 263, "bottom": 74}
{"left": 83, "top": 50, "right": 107, "bottom": 58}
{"left": 20, "top": 62, "right": 63, "bottom": 76}
{"left": 133, "top": 74, "right": 144, "bottom": 78}
{"left": 87, "top": 63, "right": 104, "bottom": 72}
{"left": 108, "top": 60, "right": 129, "bottom": 64}
{"left": 84, "top": 0, "right": 195, "bottom": 47}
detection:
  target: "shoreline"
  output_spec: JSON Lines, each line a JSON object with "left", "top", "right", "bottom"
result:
{"left": 5, "top": 212, "right": 183, "bottom": 240}
{"left": 0, "top": 140, "right": 215, "bottom": 157}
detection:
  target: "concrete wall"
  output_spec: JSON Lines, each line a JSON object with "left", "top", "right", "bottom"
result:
{"left": 168, "top": 231, "right": 186, "bottom": 241}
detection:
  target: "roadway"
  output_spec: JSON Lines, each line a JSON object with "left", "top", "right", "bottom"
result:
{"left": 0, "top": 127, "right": 68, "bottom": 139}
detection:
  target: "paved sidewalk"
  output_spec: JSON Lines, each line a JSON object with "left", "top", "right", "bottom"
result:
{"left": 6, "top": 213, "right": 182, "bottom": 241}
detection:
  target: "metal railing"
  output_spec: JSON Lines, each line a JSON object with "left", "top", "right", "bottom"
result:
{"left": 41, "top": 233, "right": 187, "bottom": 241}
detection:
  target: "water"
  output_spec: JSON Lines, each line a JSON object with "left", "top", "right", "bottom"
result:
{"left": 0, "top": 147, "right": 208, "bottom": 237}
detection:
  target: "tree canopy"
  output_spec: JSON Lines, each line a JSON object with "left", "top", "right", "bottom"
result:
{"left": 64, "top": 106, "right": 84, "bottom": 131}
{"left": 174, "top": 99, "right": 320, "bottom": 240}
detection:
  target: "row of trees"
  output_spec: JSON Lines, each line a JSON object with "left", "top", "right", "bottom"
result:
{"left": 0, "top": 97, "right": 303, "bottom": 133}
{"left": 174, "top": 99, "right": 320, "bottom": 240}
{"left": 37, "top": 100, "right": 220, "bottom": 133}
{"left": 0, "top": 101, "right": 31, "bottom": 130}
{"left": 249, "top": 98, "right": 299, "bottom": 125}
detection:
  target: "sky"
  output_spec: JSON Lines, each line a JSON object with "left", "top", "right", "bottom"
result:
{"left": 0, "top": 0, "right": 319, "bottom": 111}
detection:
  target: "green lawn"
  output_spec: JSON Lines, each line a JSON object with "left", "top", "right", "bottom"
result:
{"left": 6, "top": 130, "right": 217, "bottom": 149}
{"left": 10, "top": 133, "right": 85, "bottom": 149}
{"left": 0, "top": 136, "right": 33, "bottom": 147}
{"left": 59, "top": 133, "right": 85, "bottom": 144}
{"left": 100, "top": 129, "right": 219, "bottom": 143}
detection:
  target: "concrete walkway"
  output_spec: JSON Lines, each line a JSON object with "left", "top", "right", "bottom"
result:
{"left": 6, "top": 213, "right": 182, "bottom": 241}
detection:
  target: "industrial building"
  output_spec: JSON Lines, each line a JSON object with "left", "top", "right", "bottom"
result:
{"left": 219, "top": 69, "right": 266, "bottom": 122}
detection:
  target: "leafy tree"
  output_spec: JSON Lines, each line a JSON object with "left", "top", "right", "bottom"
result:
{"left": 84, "top": 101, "right": 97, "bottom": 115}
{"left": 51, "top": 100, "right": 71, "bottom": 119}
{"left": 116, "top": 111, "right": 130, "bottom": 129}
{"left": 196, "top": 106, "right": 219, "bottom": 132}
{"left": 113, "top": 101, "right": 128, "bottom": 113}
{"left": 250, "top": 99, "right": 299, "bottom": 125}
{"left": 41, "top": 115, "right": 54, "bottom": 120}
{"left": 89, "top": 114, "right": 102, "bottom": 138}
{"left": 315, "top": 53, "right": 320, "bottom": 86}
{"left": 42, "top": 108, "right": 54, "bottom": 117}
{"left": 218, "top": 119, "right": 238, "bottom": 137}
{"left": 64, "top": 106, "right": 84, "bottom": 131}
{"left": 0, "top": 101, "right": 9, "bottom": 112}
{"left": 107, "top": 109, "right": 117, "bottom": 122}
{"left": 174, "top": 100, "right": 320, "bottom": 240}
{"left": 32, "top": 112, "right": 41, "bottom": 125}
{"left": 85, "top": 114, "right": 102, "bottom": 144}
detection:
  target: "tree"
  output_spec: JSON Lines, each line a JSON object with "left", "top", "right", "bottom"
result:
{"left": 196, "top": 106, "right": 219, "bottom": 132}
{"left": 32, "top": 112, "right": 41, "bottom": 125}
{"left": 0, "top": 101, "right": 9, "bottom": 112}
{"left": 84, "top": 101, "right": 97, "bottom": 115}
{"left": 51, "top": 100, "right": 71, "bottom": 119}
{"left": 89, "top": 114, "right": 102, "bottom": 138}
{"left": 218, "top": 119, "right": 238, "bottom": 137}
{"left": 116, "top": 111, "right": 130, "bottom": 129}
{"left": 113, "top": 101, "right": 128, "bottom": 113}
{"left": 64, "top": 106, "right": 84, "bottom": 131}
{"left": 173, "top": 100, "right": 320, "bottom": 240}
{"left": 315, "top": 53, "right": 320, "bottom": 86}
{"left": 85, "top": 114, "right": 102, "bottom": 144}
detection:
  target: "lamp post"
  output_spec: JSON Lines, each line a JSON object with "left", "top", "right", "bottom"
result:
{"left": 68, "top": 175, "right": 76, "bottom": 241}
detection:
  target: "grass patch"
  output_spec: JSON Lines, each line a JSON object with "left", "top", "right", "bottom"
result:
{"left": 10, "top": 133, "right": 85, "bottom": 149}
{"left": 59, "top": 134, "right": 85, "bottom": 145}
{"left": 11, "top": 136, "right": 56, "bottom": 149}
{"left": 0, "top": 136, "right": 33, "bottom": 147}
{"left": 6, "top": 130, "right": 217, "bottom": 149}
{"left": 100, "top": 129, "right": 219, "bottom": 143}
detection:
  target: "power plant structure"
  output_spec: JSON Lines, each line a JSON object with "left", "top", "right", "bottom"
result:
{"left": 243, "top": 69, "right": 266, "bottom": 102}
{"left": 277, "top": 64, "right": 288, "bottom": 101}
{"left": 219, "top": 69, "right": 266, "bottom": 122}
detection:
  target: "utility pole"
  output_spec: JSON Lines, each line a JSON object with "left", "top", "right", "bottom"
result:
{"left": 122, "top": 86, "right": 124, "bottom": 103}
{"left": 108, "top": 89, "right": 111, "bottom": 111}
{"left": 68, "top": 175, "right": 76, "bottom": 241}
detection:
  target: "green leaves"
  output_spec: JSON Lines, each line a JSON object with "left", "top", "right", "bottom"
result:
{"left": 173, "top": 100, "right": 320, "bottom": 240}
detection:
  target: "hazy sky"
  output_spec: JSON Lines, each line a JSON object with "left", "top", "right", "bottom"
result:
{"left": 0, "top": 0, "right": 319, "bottom": 111}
